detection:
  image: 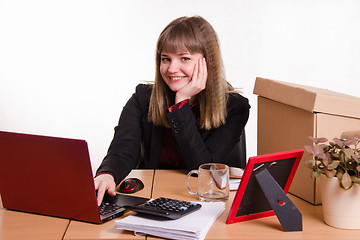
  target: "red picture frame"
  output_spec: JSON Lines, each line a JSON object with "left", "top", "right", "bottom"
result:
{"left": 226, "top": 149, "right": 304, "bottom": 224}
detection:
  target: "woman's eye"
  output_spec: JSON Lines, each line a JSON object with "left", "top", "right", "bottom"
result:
{"left": 161, "top": 58, "right": 170, "bottom": 62}
{"left": 181, "top": 57, "right": 191, "bottom": 62}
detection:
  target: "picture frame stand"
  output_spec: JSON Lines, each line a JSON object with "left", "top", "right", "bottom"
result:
{"left": 254, "top": 165, "right": 302, "bottom": 232}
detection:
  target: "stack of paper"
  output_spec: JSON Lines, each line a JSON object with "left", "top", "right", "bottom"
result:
{"left": 115, "top": 201, "right": 225, "bottom": 240}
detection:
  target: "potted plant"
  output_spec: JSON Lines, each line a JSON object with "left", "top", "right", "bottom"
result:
{"left": 304, "top": 134, "right": 360, "bottom": 229}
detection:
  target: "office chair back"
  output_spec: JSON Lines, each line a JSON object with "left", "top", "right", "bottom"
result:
{"left": 224, "top": 129, "right": 247, "bottom": 169}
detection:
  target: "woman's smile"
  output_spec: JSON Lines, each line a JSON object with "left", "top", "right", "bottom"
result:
{"left": 169, "top": 76, "right": 186, "bottom": 81}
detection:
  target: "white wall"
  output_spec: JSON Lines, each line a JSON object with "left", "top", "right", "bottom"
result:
{"left": 1, "top": 0, "right": 359, "bottom": 174}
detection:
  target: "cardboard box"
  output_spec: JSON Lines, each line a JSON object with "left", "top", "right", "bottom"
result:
{"left": 253, "top": 77, "right": 360, "bottom": 204}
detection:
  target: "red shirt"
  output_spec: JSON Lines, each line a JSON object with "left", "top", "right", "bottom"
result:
{"left": 159, "top": 99, "right": 198, "bottom": 169}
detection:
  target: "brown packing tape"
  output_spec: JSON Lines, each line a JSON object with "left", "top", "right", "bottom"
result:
{"left": 341, "top": 131, "right": 360, "bottom": 139}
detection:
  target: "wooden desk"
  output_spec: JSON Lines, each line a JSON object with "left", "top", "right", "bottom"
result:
{"left": 149, "top": 169, "right": 360, "bottom": 240}
{"left": 2, "top": 169, "right": 360, "bottom": 240}
{"left": 63, "top": 169, "right": 154, "bottom": 240}
{"left": 0, "top": 198, "right": 69, "bottom": 240}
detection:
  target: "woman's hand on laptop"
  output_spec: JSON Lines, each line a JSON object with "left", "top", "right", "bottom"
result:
{"left": 94, "top": 173, "right": 116, "bottom": 206}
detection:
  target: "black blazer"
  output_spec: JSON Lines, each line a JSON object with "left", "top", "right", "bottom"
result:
{"left": 96, "top": 84, "right": 250, "bottom": 184}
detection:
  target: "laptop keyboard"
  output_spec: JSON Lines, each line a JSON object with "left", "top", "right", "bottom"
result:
{"left": 99, "top": 202, "right": 121, "bottom": 215}
{"left": 99, "top": 202, "right": 124, "bottom": 221}
{"left": 97, "top": 195, "right": 150, "bottom": 222}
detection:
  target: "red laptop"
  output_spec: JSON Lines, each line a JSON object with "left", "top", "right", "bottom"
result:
{"left": 0, "top": 131, "right": 148, "bottom": 223}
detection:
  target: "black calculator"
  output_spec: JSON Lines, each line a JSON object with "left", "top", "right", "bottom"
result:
{"left": 125, "top": 197, "right": 202, "bottom": 220}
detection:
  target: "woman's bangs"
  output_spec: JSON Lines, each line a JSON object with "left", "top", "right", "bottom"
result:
{"left": 159, "top": 26, "right": 202, "bottom": 54}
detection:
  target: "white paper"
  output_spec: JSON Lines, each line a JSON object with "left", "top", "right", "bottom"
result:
{"left": 115, "top": 201, "right": 225, "bottom": 240}
{"left": 230, "top": 178, "right": 241, "bottom": 191}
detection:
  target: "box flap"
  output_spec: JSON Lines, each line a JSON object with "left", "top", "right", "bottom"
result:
{"left": 253, "top": 77, "right": 360, "bottom": 118}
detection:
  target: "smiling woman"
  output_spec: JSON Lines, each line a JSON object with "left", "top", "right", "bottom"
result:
{"left": 93, "top": 15, "right": 250, "bottom": 206}
{"left": 150, "top": 16, "right": 229, "bottom": 130}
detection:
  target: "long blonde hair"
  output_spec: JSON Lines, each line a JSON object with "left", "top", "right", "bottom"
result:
{"left": 148, "top": 16, "right": 233, "bottom": 130}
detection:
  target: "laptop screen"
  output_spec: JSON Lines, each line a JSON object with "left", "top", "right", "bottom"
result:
{"left": 0, "top": 131, "right": 101, "bottom": 223}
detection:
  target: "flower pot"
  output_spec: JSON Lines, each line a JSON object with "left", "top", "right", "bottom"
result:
{"left": 319, "top": 174, "right": 360, "bottom": 229}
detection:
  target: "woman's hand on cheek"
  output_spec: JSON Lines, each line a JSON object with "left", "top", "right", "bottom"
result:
{"left": 175, "top": 58, "right": 207, "bottom": 104}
